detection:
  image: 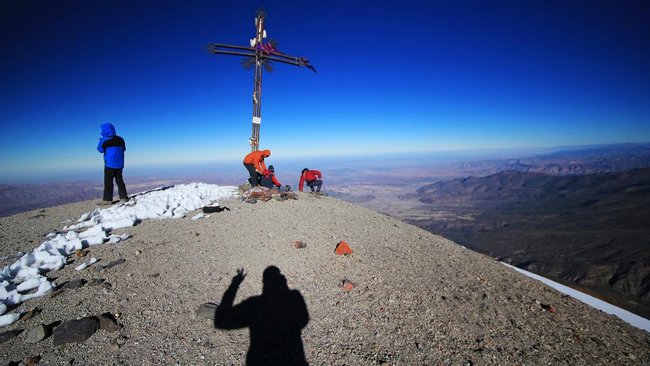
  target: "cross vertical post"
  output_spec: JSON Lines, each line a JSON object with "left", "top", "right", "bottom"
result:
{"left": 251, "top": 13, "right": 264, "bottom": 151}
{"left": 208, "top": 9, "right": 316, "bottom": 152}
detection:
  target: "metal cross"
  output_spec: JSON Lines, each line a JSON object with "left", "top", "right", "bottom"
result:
{"left": 208, "top": 9, "right": 316, "bottom": 152}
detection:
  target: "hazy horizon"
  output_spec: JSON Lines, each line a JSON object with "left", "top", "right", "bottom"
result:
{"left": 0, "top": 143, "right": 627, "bottom": 184}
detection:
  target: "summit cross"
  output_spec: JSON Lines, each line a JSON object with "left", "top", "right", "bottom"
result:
{"left": 208, "top": 9, "right": 316, "bottom": 152}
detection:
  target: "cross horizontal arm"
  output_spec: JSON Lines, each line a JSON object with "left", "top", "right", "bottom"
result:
{"left": 207, "top": 43, "right": 316, "bottom": 72}
{"left": 209, "top": 43, "right": 255, "bottom": 52}
{"left": 209, "top": 49, "right": 257, "bottom": 58}
{"left": 265, "top": 55, "right": 307, "bottom": 66}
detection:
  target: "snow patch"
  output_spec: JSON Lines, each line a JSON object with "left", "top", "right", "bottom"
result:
{"left": 0, "top": 183, "right": 237, "bottom": 325}
{"left": 503, "top": 263, "right": 650, "bottom": 333}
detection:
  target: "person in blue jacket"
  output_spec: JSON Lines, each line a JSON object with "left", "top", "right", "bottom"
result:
{"left": 97, "top": 123, "right": 128, "bottom": 205}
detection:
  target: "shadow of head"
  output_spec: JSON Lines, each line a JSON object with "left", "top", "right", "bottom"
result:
{"left": 262, "top": 265, "right": 288, "bottom": 294}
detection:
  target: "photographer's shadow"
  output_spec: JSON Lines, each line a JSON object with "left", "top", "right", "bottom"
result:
{"left": 214, "top": 266, "right": 309, "bottom": 366}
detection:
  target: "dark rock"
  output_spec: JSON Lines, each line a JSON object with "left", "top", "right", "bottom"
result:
{"left": 245, "top": 197, "right": 257, "bottom": 204}
{"left": 52, "top": 317, "right": 100, "bottom": 345}
{"left": 103, "top": 258, "right": 126, "bottom": 269}
{"left": 202, "top": 206, "right": 230, "bottom": 213}
{"left": 195, "top": 303, "right": 219, "bottom": 320}
{"left": 23, "top": 356, "right": 41, "bottom": 366}
{"left": 0, "top": 329, "right": 23, "bottom": 344}
{"left": 61, "top": 279, "right": 86, "bottom": 290}
{"left": 87, "top": 278, "right": 105, "bottom": 286}
{"left": 48, "top": 289, "right": 65, "bottom": 299}
{"left": 98, "top": 313, "right": 122, "bottom": 332}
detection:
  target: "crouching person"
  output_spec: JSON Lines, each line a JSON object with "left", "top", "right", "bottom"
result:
{"left": 299, "top": 168, "right": 322, "bottom": 193}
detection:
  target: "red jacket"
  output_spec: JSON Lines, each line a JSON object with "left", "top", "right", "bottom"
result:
{"left": 260, "top": 170, "right": 281, "bottom": 188}
{"left": 299, "top": 170, "right": 322, "bottom": 191}
{"left": 243, "top": 149, "right": 270, "bottom": 172}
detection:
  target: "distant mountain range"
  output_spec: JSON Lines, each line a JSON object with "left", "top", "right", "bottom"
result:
{"left": 0, "top": 179, "right": 188, "bottom": 217}
{"left": 430, "top": 143, "right": 650, "bottom": 178}
{"left": 0, "top": 182, "right": 103, "bottom": 217}
{"left": 403, "top": 168, "right": 650, "bottom": 318}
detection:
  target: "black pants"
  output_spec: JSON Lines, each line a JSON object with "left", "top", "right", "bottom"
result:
{"left": 307, "top": 179, "right": 322, "bottom": 192}
{"left": 103, "top": 167, "right": 128, "bottom": 201}
{"left": 244, "top": 163, "right": 261, "bottom": 186}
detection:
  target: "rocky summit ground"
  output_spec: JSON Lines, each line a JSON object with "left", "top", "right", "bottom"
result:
{"left": 0, "top": 191, "right": 649, "bottom": 365}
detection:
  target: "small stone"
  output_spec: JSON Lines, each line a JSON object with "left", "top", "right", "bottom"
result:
{"left": 98, "top": 313, "right": 122, "bottom": 332}
{"left": 23, "top": 356, "right": 41, "bottom": 366}
{"left": 62, "top": 279, "right": 86, "bottom": 290}
{"left": 52, "top": 317, "right": 100, "bottom": 345}
{"left": 24, "top": 324, "right": 47, "bottom": 343}
{"left": 195, "top": 303, "right": 219, "bottom": 320}
{"left": 20, "top": 308, "right": 41, "bottom": 321}
{"left": 94, "top": 265, "right": 104, "bottom": 272}
{"left": 134, "top": 250, "right": 142, "bottom": 256}
{"left": 87, "top": 278, "right": 105, "bottom": 286}
{"left": 148, "top": 273, "right": 160, "bottom": 278}
{"left": 245, "top": 198, "right": 257, "bottom": 204}
{"left": 341, "top": 279, "right": 355, "bottom": 292}
{"left": 0, "top": 329, "right": 23, "bottom": 344}
{"left": 48, "top": 289, "right": 65, "bottom": 299}
{"left": 293, "top": 240, "right": 307, "bottom": 249}
{"left": 75, "top": 249, "right": 87, "bottom": 257}
{"left": 541, "top": 304, "right": 557, "bottom": 313}
{"left": 103, "top": 258, "right": 126, "bottom": 269}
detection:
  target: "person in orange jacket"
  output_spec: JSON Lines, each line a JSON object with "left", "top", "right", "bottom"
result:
{"left": 243, "top": 149, "right": 271, "bottom": 186}
{"left": 299, "top": 168, "right": 323, "bottom": 193}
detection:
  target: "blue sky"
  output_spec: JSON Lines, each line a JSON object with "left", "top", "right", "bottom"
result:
{"left": 1, "top": 0, "right": 649, "bottom": 183}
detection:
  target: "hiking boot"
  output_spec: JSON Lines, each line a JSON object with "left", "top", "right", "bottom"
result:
{"left": 97, "top": 200, "right": 113, "bottom": 206}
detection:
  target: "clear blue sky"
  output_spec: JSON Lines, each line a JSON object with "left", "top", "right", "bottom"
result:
{"left": 1, "top": 0, "right": 649, "bottom": 182}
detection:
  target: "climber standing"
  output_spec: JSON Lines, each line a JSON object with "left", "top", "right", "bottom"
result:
{"left": 97, "top": 123, "right": 128, "bottom": 205}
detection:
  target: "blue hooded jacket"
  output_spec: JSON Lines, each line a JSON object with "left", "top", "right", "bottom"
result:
{"left": 97, "top": 123, "right": 126, "bottom": 169}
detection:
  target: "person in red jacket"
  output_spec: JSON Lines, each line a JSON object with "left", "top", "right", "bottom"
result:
{"left": 299, "top": 168, "right": 323, "bottom": 193}
{"left": 260, "top": 165, "right": 283, "bottom": 190}
{"left": 243, "top": 149, "right": 270, "bottom": 186}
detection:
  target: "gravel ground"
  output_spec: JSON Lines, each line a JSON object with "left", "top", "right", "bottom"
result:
{"left": 0, "top": 192, "right": 649, "bottom": 365}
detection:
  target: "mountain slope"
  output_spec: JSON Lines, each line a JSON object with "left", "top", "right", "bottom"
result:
{"left": 0, "top": 192, "right": 648, "bottom": 365}
{"left": 405, "top": 168, "right": 650, "bottom": 319}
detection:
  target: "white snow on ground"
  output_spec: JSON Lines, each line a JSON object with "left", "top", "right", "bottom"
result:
{"left": 503, "top": 263, "right": 650, "bottom": 333}
{"left": 0, "top": 183, "right": 237, "bottom": 326}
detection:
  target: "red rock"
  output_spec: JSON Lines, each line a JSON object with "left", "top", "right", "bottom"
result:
{"left": 335, "top": 240, "right": 353, "bottom": 255}
{"left": 342, "top": 279, "right": 355, "bottom": 292}
{"left": 293, "top": 240, "right": 306, "bottom": 249}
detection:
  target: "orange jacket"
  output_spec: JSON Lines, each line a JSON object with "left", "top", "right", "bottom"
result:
{"left": 243, "top": 149, "right": 270, "bottom": 172}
